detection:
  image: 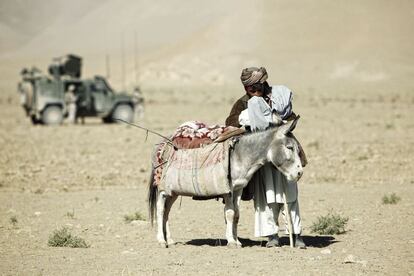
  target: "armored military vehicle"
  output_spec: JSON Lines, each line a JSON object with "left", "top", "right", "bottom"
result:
{"left": 18, "top": 54, "right": 137, "bottom": 125}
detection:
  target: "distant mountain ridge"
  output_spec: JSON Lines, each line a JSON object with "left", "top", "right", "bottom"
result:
{"left": 0, "top": 0, "right": 413, "bottom": 92}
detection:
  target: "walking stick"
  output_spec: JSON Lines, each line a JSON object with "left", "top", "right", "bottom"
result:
{"left": 282, "top": 180, "right": 294, "bottom": 248}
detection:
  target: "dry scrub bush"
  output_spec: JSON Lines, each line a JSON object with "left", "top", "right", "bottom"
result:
{"left": 9, "top": 216, "right": 18, "bottom": 226}
{"left": 65, "top": 209, "right": 75, "bottom": 219}
{"left": 310, "top": 211, "right": 348, "bottom": 235}
{"left": 382, "top": 193, "right": 401, "bottom": 205}
{"left": 48, "top": 227, "right": 89, "bottom": 248}
{"left": 124, "top": 212, "right": 145, "bottom": 223}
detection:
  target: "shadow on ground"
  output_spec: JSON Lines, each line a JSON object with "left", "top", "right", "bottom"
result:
{"left": 185, "top": 235, "right": 337, "bottom": 248}
{"left": 184, "top": 237, "right": 260, "bottom": 247}
{"left": 294, "top": 235, "right": 337, "bottom": 248}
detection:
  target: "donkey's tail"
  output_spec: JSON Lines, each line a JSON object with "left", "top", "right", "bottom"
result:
{"left": 147, "top": 165, "right": 158, "bottom": 226}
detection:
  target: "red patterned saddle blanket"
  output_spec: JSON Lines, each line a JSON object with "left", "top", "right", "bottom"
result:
{"left": 171, "top": 121, "right": 237, "bottom": 149}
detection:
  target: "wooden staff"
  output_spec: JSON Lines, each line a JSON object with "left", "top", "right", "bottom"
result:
{"left": 282, "top": 180, "right": 294, "bottom": 248}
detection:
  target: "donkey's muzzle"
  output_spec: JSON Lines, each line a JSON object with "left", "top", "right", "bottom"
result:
{"left": 297, "top": 170, "right": 303, "bottom": 180}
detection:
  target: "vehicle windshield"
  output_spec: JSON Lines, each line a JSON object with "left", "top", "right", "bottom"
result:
{"left": 94, "top": 77, "right": 113, "bottom": 92}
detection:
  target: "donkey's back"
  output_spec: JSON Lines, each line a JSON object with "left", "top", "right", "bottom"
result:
{"left": 161, "top": 141, "right": 231, "bottom": 197}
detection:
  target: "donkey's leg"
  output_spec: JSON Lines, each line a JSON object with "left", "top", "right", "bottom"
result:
{"left": 223, "top": 193, "right": 238, "bottom": 247}
{"left": 164, "top": 194, "right": 178, "bottom": 246}
{"left": 232, "top": 189, "right": 243, "bottom": 247}
{"left": 156, "top": 191, "right": 167, "bottom": 247}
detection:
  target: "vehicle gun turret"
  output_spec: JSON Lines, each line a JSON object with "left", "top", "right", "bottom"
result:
{"left": 48, "top": 54, "right": 82, "bottom": 79}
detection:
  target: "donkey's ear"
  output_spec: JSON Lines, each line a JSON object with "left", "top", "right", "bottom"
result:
{"left": 271, "top": 112, "right": 283, "bottom": 126}
{"left": 277, "top": 115, "right": 300, "bottom": 136}
{"left": 288, "top": 115, "right": 300, "bottom": 133}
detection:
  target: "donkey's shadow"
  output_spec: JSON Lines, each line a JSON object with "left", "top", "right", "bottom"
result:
{"left": 185, "top": 235, "right": 337, "bottom": 248}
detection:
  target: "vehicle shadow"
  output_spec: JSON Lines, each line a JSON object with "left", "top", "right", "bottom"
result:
{"left": 184, "top": 235, "right": 337, "bottom": 248}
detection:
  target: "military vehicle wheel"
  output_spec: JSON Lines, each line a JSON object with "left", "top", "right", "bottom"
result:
{"left": 30, "top": 115, "right": 40, "bottom": 124}
{"left": 42, "top": 106, "right": 63, "bottom": 125}
{"left": 102, "top": 117, "right": 113, "bottom": 123}
{"left": 112, "top": 104, "right": 134, "bottom": 123}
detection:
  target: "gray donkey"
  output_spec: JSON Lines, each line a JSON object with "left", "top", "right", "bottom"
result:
{"left": 148, "top": 116, "right": 303, "bottom": 247}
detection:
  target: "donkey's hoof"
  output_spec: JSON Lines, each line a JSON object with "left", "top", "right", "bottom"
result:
{"left": 167, "top": 239, "right": 176, "bottom": 246}
{"left": 236, "top": 240, "right": 242, "bottom": 247}
{"left": 158, "top": 242, "right": 168, "bottom": 248}
{"left": 227, "top": 241, "right": 242, "bottom": 248}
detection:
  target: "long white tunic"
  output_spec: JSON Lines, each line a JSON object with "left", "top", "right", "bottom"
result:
{"left": 239, "top": 85, "right": 302, "bottom": 237}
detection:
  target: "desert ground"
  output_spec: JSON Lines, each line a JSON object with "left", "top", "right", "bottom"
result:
{"left": 1, "top": 0, "right": 414, "bottom": 275}
{"left": 0, "top": 86, "right": 413, "bottom": 275}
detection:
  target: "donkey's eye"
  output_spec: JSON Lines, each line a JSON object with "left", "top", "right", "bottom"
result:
{"left": 286, "top": 145, "right": 294, "bottom": 151}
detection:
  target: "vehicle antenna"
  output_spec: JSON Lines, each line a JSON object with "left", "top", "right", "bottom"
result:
{"left": 121, "top": 31, "right": 126, "bottom": 91}
{"left": 134, "top": 30, "right": 139, "bottom": 86}
{"left": 105, "top": 54, "right": 111, "bottom": 79}
{"left": 104, "top": 27, "right": 111, "bottom": 79}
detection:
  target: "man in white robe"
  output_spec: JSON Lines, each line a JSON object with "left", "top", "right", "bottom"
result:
{"left": 236, "top": 69, "right": 306, "bottom": 248}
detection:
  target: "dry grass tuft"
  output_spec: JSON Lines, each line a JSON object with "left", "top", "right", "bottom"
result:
{"left": 34, "top": 188, "right": 44, "bottom": 194}
{"left": 124, "top": 212, "right": 145, "bottom": 223}
{"left": 382, "top": 193, "right": 401, "bottom": 205}
{"left": 357, "top": 155, "right": 369, "bottom": 161}
{"left": 48, "top": 227, "right": 89, "bottom": 248}
{"left": 385, "top": 123, "right": 395, "bottom": 129}
{"left": 310, "top": 211, "right": 348, "bottom": 235}
{"left": 307, "top": 141, "right": 320, "bottom": 149}
{"left": 9, "top": 215, "right": 18, "bottom": 226}
{"left": 66, "top": 209, "right": 75, "bottom": 219}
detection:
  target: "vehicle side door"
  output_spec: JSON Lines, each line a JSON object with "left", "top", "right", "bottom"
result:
{"left": 90, "top": 80, "right": 113, "bottom": 113}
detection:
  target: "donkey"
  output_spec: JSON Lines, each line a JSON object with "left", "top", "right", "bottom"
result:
{"left": 148, "top": 117, "right": 303, "bottom": 247}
